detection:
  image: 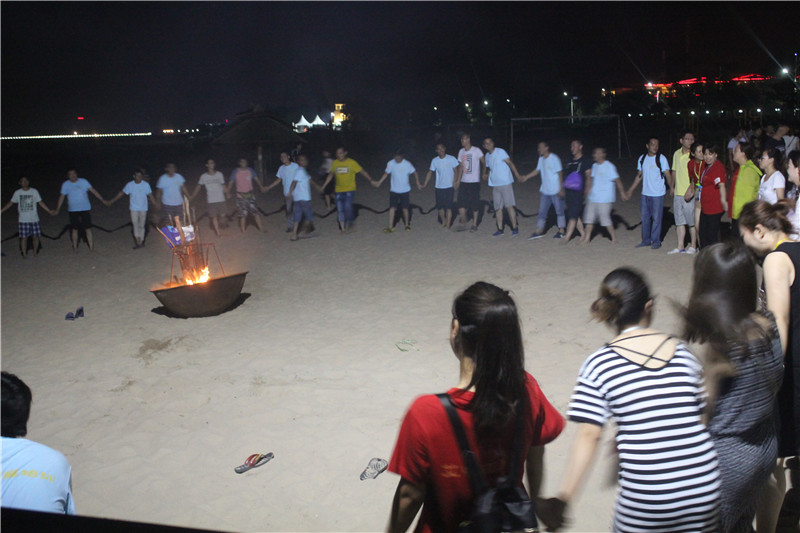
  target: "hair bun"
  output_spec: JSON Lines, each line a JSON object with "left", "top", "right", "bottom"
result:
{"left": 591, "top": 287, "right": 624, "bottom": 323}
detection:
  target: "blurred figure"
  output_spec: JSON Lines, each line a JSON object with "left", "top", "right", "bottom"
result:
{"left": 697, "top": 144, "right": 728, "bottom": 248}
{"left": 190, "top": 159, "right": 227, "bottom": 237}
{"left": 1, "top": 371, "right": 75, "bottom": 514}
{"left": 482, "top": 137, "right": 522, "bottom": 237}
{"left": 540, "top": 268, "right": 720, "bottom": 531}
{"left": 561, "top": 139, "right": 592, "bottom": 243}
{"left": 786, "top": 150, "right": 800, "bottom": 238}
{"left": 226, "top": 158, "right": 265, "bottom": 233}
{"left": 319, "top": 147, "right": 375, "bottom": 233}
{"left": 107, "top": 169, "right": 159, "bottom": 248}
{"left": 668, "top": 130, "right": 697, "bottom": 254}
{"left": 522, "top": 140, "right": 565, "bottom": 239}
{"left": 682, "top": 243, "right": 783, "bottom": 532}
{"left": 318, "top": 150, "right": 335, "bottom": 210}
{"left": 155, "top": 163, "right": 190, "bottom": 228}
{"left": 580, "top": 147, "right": 626, "bottom": 245}
{"left": 454, "top": 133, "right": 484, "bottom": 232}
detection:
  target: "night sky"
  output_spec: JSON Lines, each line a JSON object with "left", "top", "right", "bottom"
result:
{"left": 2, "top": 1, "right": 797, "bottom": 135}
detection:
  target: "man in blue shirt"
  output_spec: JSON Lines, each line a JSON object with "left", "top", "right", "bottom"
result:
{"left": 54, "top": 169, "right": 107, "bottom": 251}
{"left": 626, "top": 137, "right": 671, "bottom": 249}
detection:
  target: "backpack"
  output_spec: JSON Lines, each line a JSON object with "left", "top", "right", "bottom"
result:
{"left": 437, "top": 393, "right": 538, "bottom": 533}
{"left": 638, "top": 153, "right": 668, "bottom": 185}
{"left": 563, "top": 159, "right": 586, "bottom": 191}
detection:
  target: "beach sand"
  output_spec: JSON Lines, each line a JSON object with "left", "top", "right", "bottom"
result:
{"left": 2, "top": 177, "right": 699, "bottom": 532}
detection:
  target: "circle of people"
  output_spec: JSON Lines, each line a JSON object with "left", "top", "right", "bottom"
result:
{"left": 3, "top": 126, "right": 799, "bottom": 255}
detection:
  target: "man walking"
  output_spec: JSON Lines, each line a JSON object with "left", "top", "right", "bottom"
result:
{"left": 482, "top": 138, "right": 522, "bottom": 237}
{"left": 455, "top": 133, "right": 484, "bottom": 232}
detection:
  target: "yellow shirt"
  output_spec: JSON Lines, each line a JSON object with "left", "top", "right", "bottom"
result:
{"left": 331, "top": 158, "right": 363, "bottom": 193}
{"left": 732, "top": 160, "right": 763, "bottom": 219}
{"left": 672, "top": 148, "right": 692, "bottom": 195}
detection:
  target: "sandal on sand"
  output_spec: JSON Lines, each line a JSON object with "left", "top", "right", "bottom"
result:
{"left": 395, "top": 339, "right": 419, "bottom": 352}
{"left": 360, "top": 457, "right": 388, "bottom": 480}
{"left": 75, "top": 306, "right": 84, "bottom": 319}
{"left": 65, "top": 312, "right": 75, "bottom": 321}
{"left": 234, "top": 452, "right": 274, "bottom": 474}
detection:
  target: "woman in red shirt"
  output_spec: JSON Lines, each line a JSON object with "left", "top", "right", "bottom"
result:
{"left": 685, "top": 142, "right": 706, "bottom": 244}
{"left": 387, "top": 282, "right": 564, "bottom": 532}
{"left": 699, "top": 144, "right": 728, "bottom": 248}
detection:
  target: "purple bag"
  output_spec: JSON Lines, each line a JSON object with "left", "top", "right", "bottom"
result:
{"left": 563, "top": 171, "right": 583, "bottom": 191}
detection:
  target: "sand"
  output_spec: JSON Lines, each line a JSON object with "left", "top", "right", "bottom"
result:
{"left": 1, "top": 178, "right": 699, "bottom": 532}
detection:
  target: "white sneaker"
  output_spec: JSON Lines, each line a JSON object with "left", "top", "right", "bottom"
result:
{"left": 667, "top": 248, "right": 683, "bottom": 255}
{"left": 685, "top": 247, "right": 697, "bottom": 254}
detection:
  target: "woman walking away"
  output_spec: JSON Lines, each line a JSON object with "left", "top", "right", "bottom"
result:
{"left": 739, "top": 199, "right": 800, "bottom": 531}
{"left": 682, "top": 243, "right": 783, "bottom": 532}
{"left": 387, "top": 282, "right": 564, "bottom": 533}
{"left": 538, "top": 268, "right": 720, "bottom": 532}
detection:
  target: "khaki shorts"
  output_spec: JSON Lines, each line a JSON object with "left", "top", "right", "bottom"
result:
{"left": 583, "top": 202, "right": 613, "bottom": 226}
{"left": 491, "top": 184, "right": 516, "bottom": 210}
{"left": 673, "top": 195, "right": 695, "bottom": 226}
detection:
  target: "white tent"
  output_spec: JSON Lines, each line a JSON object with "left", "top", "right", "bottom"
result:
{"left": 294, "top": 115, "right": 312, "bottom": 132}
{"left": 311, "top": 115, "right": 328, "bottom": 127}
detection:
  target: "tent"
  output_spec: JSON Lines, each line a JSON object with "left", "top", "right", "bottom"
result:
{"left": 294, "top": 115, "right": 312, "bottom": 132}
{"left": 311, "top": 115, "right": 328, "bottom": 127}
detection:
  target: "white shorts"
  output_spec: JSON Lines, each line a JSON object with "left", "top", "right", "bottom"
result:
{"left": 583, "top": 202, "right": 613, "bottom": 226}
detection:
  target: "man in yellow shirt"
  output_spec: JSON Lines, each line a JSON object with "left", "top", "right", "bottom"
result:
{"left": 320, "top": 147, "right": 375, "bottom": 232}
{"left": 668, "top": 130, "right": 697, "bottom": 254}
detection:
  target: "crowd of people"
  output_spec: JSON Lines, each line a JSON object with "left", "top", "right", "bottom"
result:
{"left": 4, "top": 123, "right": 798, "bottom": 255}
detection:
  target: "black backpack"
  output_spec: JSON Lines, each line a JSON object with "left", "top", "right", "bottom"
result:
{"left": 436, "top": 393, "right": 538, "bottom": 533}
{"left": 638, "top": 153, "right": 667, "bottom": 181}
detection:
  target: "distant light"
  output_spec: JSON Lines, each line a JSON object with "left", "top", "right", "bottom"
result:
{"left": 705, "top": 110, "right": 710, "bottom": 114}
{"left": 676, "top": 112, "right": 681, "bottom": 115}
{"left": 627, "top": 113, "right": 631, "bottom": 117}
{"left": 776, "top": 107, "right": 781, "bottom": 112}
{"left": 77, "top": 117, "right": 84, "bottom": 120}
{"left": 433, "top": 106, "right": 437, "bottom": 111}
{"left": 756, "top": 108, "right": 762, "bottom": 113}
{"left": 783, "top": 68, "right": 790, "bottom": 74}
{"left": 690, "top": 111, "right": 695, "bottom": 115}
{"left": 465, "top": 103, "right": 469, "bottom": 108}
{"left": 639, "top": 113, "right": 643, "bottom": 117}
{"left": 483, "top": 100, "right": 488, "bottom": 106}
{"left": 563, "top": 92, "right": 568, "bottom": 96}
{"left": 2, "top": 132, "right": 152, "bottom": 140}
{"left": 601, "top": 88, "right": 605, "bottom": 91}
{"left": 506, "top": 99, "right": 510, "bottom": 103}
{"left": 738, "top": 109, "right": 743, "bottom": 113}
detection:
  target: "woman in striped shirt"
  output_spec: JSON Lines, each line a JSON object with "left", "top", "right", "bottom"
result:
{"left": 540, "top": 268, "right": 720, "bottom": 532}
{"left": 682, "top": 243, "right": 783, "bottom": 532}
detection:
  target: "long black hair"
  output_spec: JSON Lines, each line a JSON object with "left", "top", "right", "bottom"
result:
{"left": 452, "top": 282, "right": 526, "bottom": 442}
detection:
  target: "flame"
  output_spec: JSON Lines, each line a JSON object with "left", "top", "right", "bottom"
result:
{"left": 186, "top": 266, "right": 210, "bottom": 285}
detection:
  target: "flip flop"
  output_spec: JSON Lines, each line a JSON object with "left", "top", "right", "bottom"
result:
{"left": 65, "top": 312, "right": 75, "bottom": 321}
{"left": 360, "top": 457, "right": 388, "bottom": 480}
{"left": 395, "top": 339, "right": 419, "bottom": 352}
{"left": 75, "top": 306, "right": 85, "bottom": 319}
{"left": 234, "top": 452, "right": 274, "bottom": 474}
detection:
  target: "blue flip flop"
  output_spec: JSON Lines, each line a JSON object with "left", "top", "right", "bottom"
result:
{"left": 75, "top": 306, "right": 84, "bottom": 319}
{"left": 65, "top": 312, "right": 75, "bottom": 321}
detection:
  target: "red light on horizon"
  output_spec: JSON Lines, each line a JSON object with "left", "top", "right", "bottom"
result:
{"left": 77, "top": 116, "right": 84, "bottom": 120}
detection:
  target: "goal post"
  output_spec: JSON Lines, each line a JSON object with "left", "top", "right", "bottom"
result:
{"left": 509, "top": 114, "right": 625, "bottom": 161}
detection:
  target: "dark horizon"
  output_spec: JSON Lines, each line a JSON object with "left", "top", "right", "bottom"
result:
{"left": 2, "top": 1, "right": 797, "bottom": 135}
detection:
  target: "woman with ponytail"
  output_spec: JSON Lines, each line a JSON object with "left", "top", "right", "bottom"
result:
{"left": 387, "top": 281, "right": 564, "bottom": 532}
{"left": 541, "top": 268, "right": 720, "bottom": 532}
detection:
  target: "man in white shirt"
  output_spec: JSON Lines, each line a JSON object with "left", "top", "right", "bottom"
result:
{"left": 482, "top": 137, "right": 522, "bottom": 237}
{"left": 626, "top": 137, "right": 670, "bottom": 249}
{"left": 455, "top": 134, "right": 485, "bottom": 232}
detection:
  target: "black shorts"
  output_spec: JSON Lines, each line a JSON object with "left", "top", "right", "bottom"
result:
{"left": 565, "top": 189, "right": 584, "bottom": 220}
{"left": 435, "top": 187, "right": 454, "bottom": 210}
{"left": 389, "top": 191, "right": 410, "bottom": 210}
{"left": 458, "top": 182, "right": 481, "bottom": 212}
{"left": 69, "top": 210, "right": 92, "bottom": 230}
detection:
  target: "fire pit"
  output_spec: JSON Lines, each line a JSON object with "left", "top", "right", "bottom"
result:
{"left": 150, "top": 200, "right": 248, "bottom": 318}
{"left": 151, "top": 271, "right": 248, "bottom": 318}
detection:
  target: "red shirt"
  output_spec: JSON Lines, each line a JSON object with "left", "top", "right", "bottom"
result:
{"left": 388, "top": 373, "right": 564, "bottom": 533}
{"left": 700, "top": 160, "right": 727, "bottom": 215}
{"left": 688, "top": 159, "right": 706, "bottom": 188}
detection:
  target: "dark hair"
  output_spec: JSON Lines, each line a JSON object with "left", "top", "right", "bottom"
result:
{"left": 394, "top": 149, "right": 404, "bottom": 157}
{"left": 539, "top": 140, "right": 550, "bottom": 148}
{"left": 590, "top": 268, "right": 651, "bottom": 331}
{"left": 788, "top": 150, "right": 800, "bottom": 171}
{"left": 681, "top": 243, "right": 769, "bottom": 406}
{"left": 690, "top": 141, "right": 704, "bottom": 155}
{"left": 452, "top": 282, "right": 526, "bottom": 441}
{"left": 737, "top": 142, "right": 755, "bottom": 162}
{"left": 680, "top": 129, "right": 695, "bottom": 139}
{"left": 704, "top": 143, "right": 720, "bottom": 156}
{"left": 762, "top": 147, "right": 783, "bottom": 168}
{"left": 2, "top": 372, "right": 32, "bottom": 438}
{"left": 739, "top": 199, "right": 794, "bottom": 234}
{"left": 647, "top": 136, "right": 660, "bottom": 144}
